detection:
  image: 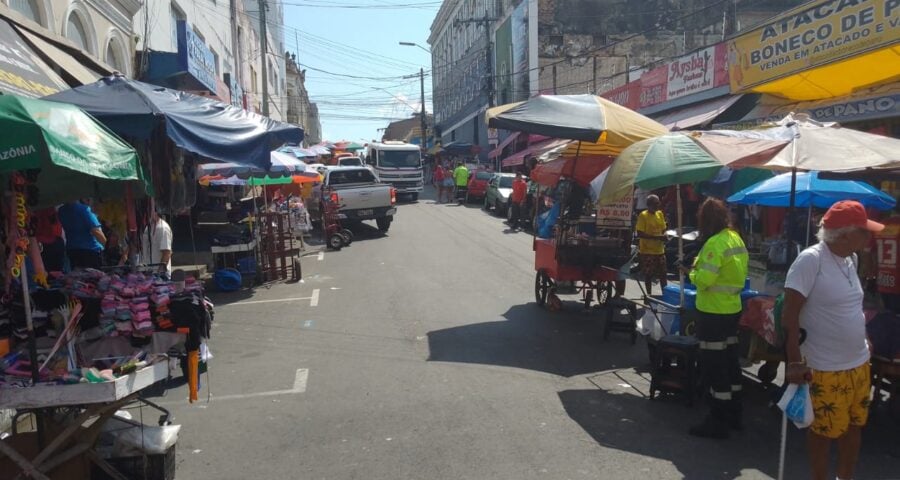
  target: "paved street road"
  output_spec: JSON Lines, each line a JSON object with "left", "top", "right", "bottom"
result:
{"left": 152, "top": 187, "right": 899, "bottom": 479}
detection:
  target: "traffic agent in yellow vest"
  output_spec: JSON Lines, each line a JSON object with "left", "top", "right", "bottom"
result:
{"left": 689, "top": 228, "right": 749, "bottom": 314}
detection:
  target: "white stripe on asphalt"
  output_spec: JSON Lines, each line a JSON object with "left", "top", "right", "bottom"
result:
{"left": 157, "top": 369, "right": 309, "bottom": 405}
{"left": 317, "top": 251, "right": 324, "bottom": 261}
{"left": 310, "top": 289, "right": 319, "bottom": 307}
{"left": 293, "top": 368, "right": 308, "bottom": 391}
{"left": 232, "top": 297, "right": 314, "bottom": 306}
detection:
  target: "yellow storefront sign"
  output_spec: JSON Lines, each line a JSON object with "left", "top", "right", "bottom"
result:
{"left": 729, "top": 0, "right": 900, "bottom": 97}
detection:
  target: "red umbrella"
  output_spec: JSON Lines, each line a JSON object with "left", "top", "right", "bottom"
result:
{"left": 530, "top": 155, "right": 616, "bottom": 188}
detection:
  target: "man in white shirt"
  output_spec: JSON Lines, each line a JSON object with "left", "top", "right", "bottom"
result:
{"left": 141, "top": 212, "right": 173, "bottom": 275}
{"left": 782, "top": 200, "right": 882, "bottom": 480}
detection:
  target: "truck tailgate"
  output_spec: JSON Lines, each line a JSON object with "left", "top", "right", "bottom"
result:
{"left": 334, "top": 184, "right": 391, "bottom": 210}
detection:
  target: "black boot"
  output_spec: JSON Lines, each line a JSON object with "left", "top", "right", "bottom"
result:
{"left": 689, "top": 415, "right": 729, "bottom": 439}
{"left": 728, "top": 407, "right": 743, "bottom": 431}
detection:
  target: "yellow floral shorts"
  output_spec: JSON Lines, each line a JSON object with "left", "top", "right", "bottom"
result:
{"left": 809, "top": 362, "right": 871, "bottom": 439}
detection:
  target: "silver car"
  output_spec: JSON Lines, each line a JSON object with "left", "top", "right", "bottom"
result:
{"left": 483, "top": 173, "right": 517, "bottom": 216}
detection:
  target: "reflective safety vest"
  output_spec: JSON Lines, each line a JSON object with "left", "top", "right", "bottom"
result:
{"left": 689, "top": 228, "right": 749, "bottom": 314}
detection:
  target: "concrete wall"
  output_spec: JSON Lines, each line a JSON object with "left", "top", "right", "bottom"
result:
{"left": 533, "top": 0, "right": 810, "bottom": 95}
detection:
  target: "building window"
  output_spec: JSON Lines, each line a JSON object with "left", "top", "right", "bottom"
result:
{"left": 250, "top": 66, "right": 257, "bottom": 93}
{"left": 105, "top": 36, "right": 127, "bottom": 75}
{"left": 210, "top": 48, "right": 220, "bottom": 77}
{"left": 10, "top": 0, "right": 40, "bottom": 25}
{"left": 65, "top": 12, "right": 89, "bottom": 52}
{"left": 170, "top": 3, "right": 185, "bottom": 51}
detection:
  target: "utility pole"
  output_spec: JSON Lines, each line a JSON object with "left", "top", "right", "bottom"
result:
{"left": 258, "top": 0, "right": 269, "bottom": 116}
{"left": 455, "top": 15, "right": 497, "bottom": 106}
{"left": 419, "top": 67, "right": 427, "bottom": 152}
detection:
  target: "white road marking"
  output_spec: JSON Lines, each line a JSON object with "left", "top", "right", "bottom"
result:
{"left": 317, "top": 251, "right": 324, "bottom": 261}
{"left": 310, "top": 289, "right": 320, "bottom": 307}
{"left": 231, "top": 297, "right": 313, "bottom": 306}
{"left": 293, "top": 368, "right": 308, "bottom": 391}
{"left": 158, "top": 369, "right": 309, "bottom": 405}
{"left": 303, "top": 320, "right": 313, "bottom": 328}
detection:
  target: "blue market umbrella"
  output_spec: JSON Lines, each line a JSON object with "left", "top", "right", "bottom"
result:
{"left": 44, "top": 75, "right": 303, "bottom": 169}
{"left": 727, "top": 170, "right": 895, "bottom": 210}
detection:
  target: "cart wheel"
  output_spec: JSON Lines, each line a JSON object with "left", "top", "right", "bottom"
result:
{"left": 535, "top": 270, "right": 551, "bottom": 307}
{"left": 758, "top": 362, "right": 778, "bottom": 385}
{"left": 342, "top": 228, "right": 354, "bottom": 243}
{"left": 328, "top": 233, "right": 344, "bottom": 250}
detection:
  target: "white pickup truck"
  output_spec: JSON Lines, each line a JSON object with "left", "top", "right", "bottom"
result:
{"left": 321, "top": 167, "right": 397, "bottom": 232}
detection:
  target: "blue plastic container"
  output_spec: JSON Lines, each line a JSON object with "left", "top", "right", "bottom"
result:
{"left": 237, "top": 256, "right": 256, "bottom": 274}
{"left": 214, "top": 268, "right": 242, "bottom": 292}
{"left": 662, "top": 284, "right": 697, "bottom": 311}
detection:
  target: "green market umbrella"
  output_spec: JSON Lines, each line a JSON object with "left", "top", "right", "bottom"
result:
{"left": 595, "top": 133, "right": 731, "bottom": 307}
{"left": 597, "top": 133, "right": 726, "bottom": 205}
{"left": 0, "top": 94, "right": 146, "bottom": 206}
{"left": 0, "top": 95, "right": 144, "bottom": 388}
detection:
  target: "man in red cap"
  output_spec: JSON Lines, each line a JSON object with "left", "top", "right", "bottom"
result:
{"left": 782, "top": 200, "right": 883, "bottom": 480}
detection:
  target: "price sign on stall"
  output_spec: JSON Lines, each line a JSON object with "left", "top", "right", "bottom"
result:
{"left": 597, "top": 187, "right": 634, "bottom": 228}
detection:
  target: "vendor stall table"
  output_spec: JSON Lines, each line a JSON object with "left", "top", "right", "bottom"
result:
{"left": 0, "top": 362, "right": 167, "bottom": 410}
{"left": 0, "top": 362, "right": 172, "bottom": 480}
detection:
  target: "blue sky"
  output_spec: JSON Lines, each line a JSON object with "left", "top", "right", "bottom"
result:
{"left": 281, "top": 1, "right": 440, "bottom": 143}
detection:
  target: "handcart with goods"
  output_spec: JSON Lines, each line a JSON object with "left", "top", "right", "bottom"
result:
{"left": 321, "top": 191, "right": 353, "bottom": 251}
{"left": 532, "top": 178, "right": 634, "bottom": 317}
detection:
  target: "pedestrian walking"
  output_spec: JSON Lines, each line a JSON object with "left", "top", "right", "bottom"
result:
{"left": 442, "top": 163, "right": 454, "bottom": 202}
{"left": 509, "top": 172, "right": 528, "bottom": 229}
{"left": 683, "top": 198, "right": 749, "bottom": 439}
{"left": 635, "top": 194, "right": 668, "bottom": 295}
{"left": 782, "top": 200, "right": 882, "bottom": 480}
{"left": 453, "top": 162, "right": 469, "bottom": 201}
{"left": 433, "top": 164, "right": 446, "bottom": 203}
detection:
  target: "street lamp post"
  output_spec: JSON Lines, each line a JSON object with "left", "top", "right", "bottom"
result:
{"left": 399, "top": 42, "right": 430, "bottom": 155}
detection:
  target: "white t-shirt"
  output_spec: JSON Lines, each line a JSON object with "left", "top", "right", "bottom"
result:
{"left": 784, "top": 242, "right": 869, "bottom": 371}
{"left": 141, "top": 219, "right": 173, "bottom": 274}
{"left": 634, "top": 188, "right": 649, "bottom": 211}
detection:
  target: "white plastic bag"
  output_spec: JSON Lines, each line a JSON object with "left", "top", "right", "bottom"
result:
{"left": 777, "top": 383, "right": 814, "bottom": 428}
{"left": 113, "top": 424, "right": 181, "bottom": 456}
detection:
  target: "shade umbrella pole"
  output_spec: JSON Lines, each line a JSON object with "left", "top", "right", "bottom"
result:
{"left": 788, "top": 168, "right": 798, "bottom": 263}
{"left": 677, "top": 186, "right": 685, "bottom": 308}
{"left": 20, "top": 260, "right": 39, "bottom": 385}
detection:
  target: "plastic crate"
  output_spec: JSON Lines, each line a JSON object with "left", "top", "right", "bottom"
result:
{"left": 92, "top": 444, "right": 176, "bottom": 480}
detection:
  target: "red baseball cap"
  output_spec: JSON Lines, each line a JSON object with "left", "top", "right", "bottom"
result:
{"left": 823, "top": 200, "right": 884, "bottom": 232}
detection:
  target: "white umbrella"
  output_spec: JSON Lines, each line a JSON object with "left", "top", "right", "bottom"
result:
{"left": 693, "top": 113, "right": 900, "bottom": 172}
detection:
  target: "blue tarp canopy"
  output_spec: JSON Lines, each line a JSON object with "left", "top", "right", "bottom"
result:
{"left": 727, "top": 170, "right": 896, "bottom": 210}
{"left": 44, "top": 75, "right": 303, "bottom": 169}
{"left": 441, "top": 141, "right": 474, "bottom": 154}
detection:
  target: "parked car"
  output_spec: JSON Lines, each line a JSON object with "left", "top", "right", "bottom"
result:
{"left": 483, "top": 173, "right": 517, "bottom": 215}
{"left": 337, "top": 156, "right": 364, "bottom": 167}
{"left": 466, "top": 170, "right": 494, "bottom": 202}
